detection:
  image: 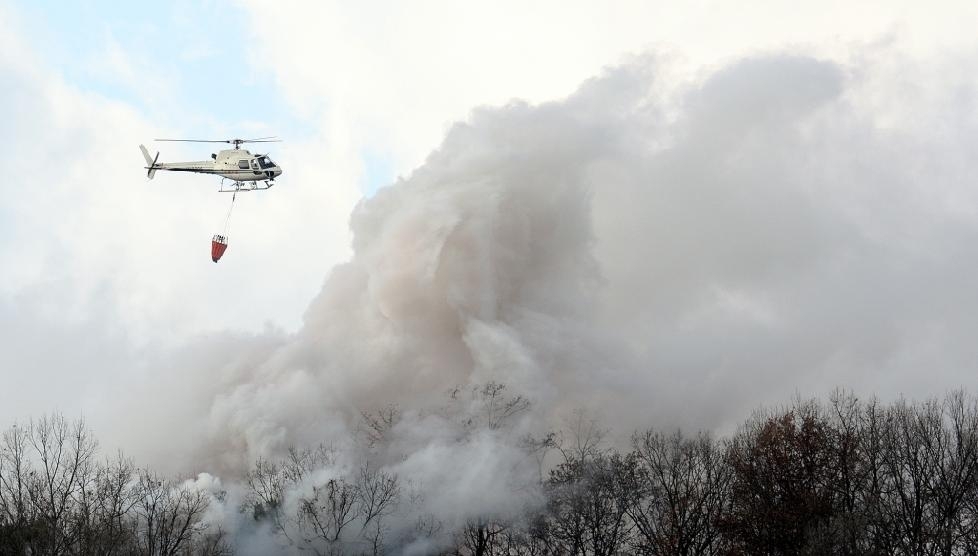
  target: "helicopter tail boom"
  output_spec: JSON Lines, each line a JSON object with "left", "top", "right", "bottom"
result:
{"left": 139, "top": 144, "right": 160, "bottom": 179}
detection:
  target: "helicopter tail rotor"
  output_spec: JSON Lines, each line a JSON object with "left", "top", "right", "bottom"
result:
{"left": 139, "top": 144, "right": 160, "bottom": 179}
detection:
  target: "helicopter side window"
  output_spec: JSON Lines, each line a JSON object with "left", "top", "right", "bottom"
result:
{"left": 238, "top": 160, "right": 249, "bottom": 170}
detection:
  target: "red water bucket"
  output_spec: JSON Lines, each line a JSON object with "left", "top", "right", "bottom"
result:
{"left": 211, "top": 234, "right": 228, "bottom": 262}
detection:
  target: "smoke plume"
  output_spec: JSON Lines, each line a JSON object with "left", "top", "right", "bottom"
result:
{"left": 89, "top": 48, "right": 978, "bottom": 552}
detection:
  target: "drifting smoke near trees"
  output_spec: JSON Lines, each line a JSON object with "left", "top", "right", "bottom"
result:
{"left": 7, "top": 390, "right": 978, "bottom": 553}
{"left": 26, "top": 47, "right": 978, "bottom": 553}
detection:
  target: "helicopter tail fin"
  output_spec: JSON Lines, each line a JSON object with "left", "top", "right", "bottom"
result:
{"left": 139, "top": 144, "right": 160, "bottom": 179}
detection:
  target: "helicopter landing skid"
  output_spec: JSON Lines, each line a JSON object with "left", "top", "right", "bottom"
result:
{"left": 219, "top": 180, "right": 274, "bottom": 193}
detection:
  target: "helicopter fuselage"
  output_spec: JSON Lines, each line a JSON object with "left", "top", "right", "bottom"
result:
{"left": 140, "top": 146, "right": 282, "bottom": 189}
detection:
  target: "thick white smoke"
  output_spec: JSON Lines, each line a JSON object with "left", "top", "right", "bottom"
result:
{"left": 88, "top": 48, "right": 978, "bottom": 551}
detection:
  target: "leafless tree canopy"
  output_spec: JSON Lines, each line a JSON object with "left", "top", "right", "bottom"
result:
{"left": 5, "top": 389, "right": 978, "bottom": 554}
{"left": 0, "top": 414, "right": 228, "bottom": 555}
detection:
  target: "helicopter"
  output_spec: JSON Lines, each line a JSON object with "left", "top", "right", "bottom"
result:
{"left": 138, "top": 137, "right": 284, "bottom": 262}
{"left": 139, "top": 137, "right": 283, "bottom": 192}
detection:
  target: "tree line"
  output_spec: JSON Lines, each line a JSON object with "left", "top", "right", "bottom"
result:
{"left": 3, "top": 388, "right": 978, "bottom": 554}
{"left": 0, "top": 414, "right": 228, "bottom": 555}
{"left": 447, "top": 389, "right": 978, "bottom": 556}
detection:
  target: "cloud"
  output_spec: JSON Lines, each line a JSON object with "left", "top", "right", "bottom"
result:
{"left": 589, "top": 52, "right": 978, "bottom": 431}
{"left": 238, "top": 0, "right": 978, "bottom": 185}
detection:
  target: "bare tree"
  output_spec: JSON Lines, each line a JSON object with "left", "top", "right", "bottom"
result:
{"left": 72, "top": 452, "right": 141, "bottom": 554}
{"left": 294, "top": 468, "right": 401, "bottom": 555}
{"left": 724, "top": 405, "right": 836, "bottom": 554}
{"left": 244, "top": 443, "right": 336, "bottom": 543}
{"left": 546, "top": 451, "right": 633, "bottom": 556}
{"left": 0, "top": 423, "right": 37, "bottom": 553}
{"left": 245, "top": 456, "right": 286, "bottom": 523}
{"left": 132, "top": 470, "right": 214, "bottom": 556}
{"left": 552, "top": 409, "right": 609, "bottom": 467}
{"left": 27, "top": 414, "right": 99, "bottom": 554}
{"left": 499, "top": 514, "right": 555, "bottom": 556}
{"left": 454, "top": 517, "right": 509, "bottom": 556}
{"left": 357, "top": 463, "right": 399, "bottom": 554}
{"left": 299, "top": 477, "right": 359, "bottom": 549}
{"left": 932, "top": 391, "right": 978, "bottom": 555}
{"left": 449, "top": 382, "right": 531, "bottom": 432}
{"left": 880, "top": 398, "right": 943, "bottom": 554}
{"left": 479, "top": 382, "right": 531, "bottom": 431}
{"left": 874, "top": 393, "right": 978, "bottom": 556}
{"left": 245, "top": 446, "right": 400, "bottom": 555}
{"left": 543, "top": 414, "right": 632, "bottom": 556}
{"left": 360, "top": 405, "right": 403, "bottom": 448}
{"left": 627, "top": 429, "right": 731, "bottom": 555}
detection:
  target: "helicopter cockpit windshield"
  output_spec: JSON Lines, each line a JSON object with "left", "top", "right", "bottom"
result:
{"left": 257, "top": 156, "right": 276, "bottom": 169}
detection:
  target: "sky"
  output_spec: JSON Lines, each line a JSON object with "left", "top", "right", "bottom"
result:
{"left": 2, "top": 0, "right": 978, "bottom": 465}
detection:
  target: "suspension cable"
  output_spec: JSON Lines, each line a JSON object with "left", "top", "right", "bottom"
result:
{"left": 222, "top": 191, "right": 237, "bottom": 238}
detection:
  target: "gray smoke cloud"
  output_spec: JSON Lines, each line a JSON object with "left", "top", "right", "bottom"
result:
{"left": 79, "top": 47, "right": 978, "bottom": 551}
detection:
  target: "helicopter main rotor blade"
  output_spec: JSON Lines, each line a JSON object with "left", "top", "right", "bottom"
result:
{"left": 155, "top": 139, "right": 233, "bottom": 143}
{"left": 239, "top": 136, "right": 279, "bottom": 141}
{"left": 154, "top": 138, "right": 282, "bottom": 143}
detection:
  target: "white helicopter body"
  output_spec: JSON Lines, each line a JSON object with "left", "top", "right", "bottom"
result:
{"left": 139, "top": 138, "right": 283, "bottom": 192}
